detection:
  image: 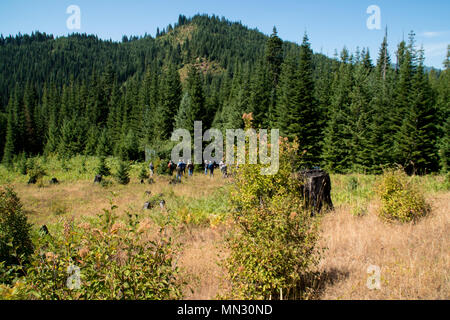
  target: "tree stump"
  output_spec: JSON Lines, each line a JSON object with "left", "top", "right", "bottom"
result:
{"left": 39, "top": 225, "right": 50, "bottom": 236}
{"left": 298, "top": 169, "right": 334, "bottom": 216}
{"left": 143, "top": 202, "right": 152, "bottom": 210}
{"left": 94, "top": 175, "right": 102, "bottom": 183}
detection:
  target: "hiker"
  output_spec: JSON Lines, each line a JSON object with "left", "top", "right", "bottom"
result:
{"left": 204, "top": 160, "right": 209, "bottom": 175}
{"left": 220, "top": 160, "right": 228, "bottom": 178}
{"left": 176, "top": 162, "right": 183, "bottom": 182}
{"left": 149, "top": 162, "right": 154, "bottom": 177}
{"left": 222, "top": 163, "right": 228, "bottom": 178}
{"left": 168, "top": 160, "right": 175, "bottom": 176}
{"left": 208, "top": 161, "right": 215, "bottom": 177}
{"left": 181, "top": 159, "right": 187, "bottom": 175}
{"left": 188, "top": 161, "right": 194, "bottom": 176}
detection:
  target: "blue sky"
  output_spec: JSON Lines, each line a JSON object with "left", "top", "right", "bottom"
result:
{"left": 0, "top": 0, "right": 449, "bottom": 68}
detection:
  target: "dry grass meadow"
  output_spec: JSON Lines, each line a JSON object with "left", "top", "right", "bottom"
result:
{"left": 1, "top": 159, "right": 448, "bottom": 300}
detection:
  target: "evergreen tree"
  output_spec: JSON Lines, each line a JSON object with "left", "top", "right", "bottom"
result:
{"left": 275, "top": 54, "right": 298, "bottom": 134}
{"left": 376, "top": 29, "right": 390, "bottom": 80}
{"left": 158, "top": 64, "right": 182, "bottom": 140}
{"left": 392, "top": 40, "right": 415, "bottom": 161}
{"left": 265, "top": 27, "right": 283, "bottom": 88}
{"left": 96, "top": 156, "right": 111, "bottom": 177}
{"left": 175, "top": 92, "right": 193, "bottom": 131}
{"left": 249, "top": 60, "right": 271, "bottom": 128}
{"left": 395, "top": 49, "right": 438, "bottom": 174}
{"left": 84, "top": 126, "right": 98, "bottom": 155}
{"left": 291, "top": 35, "right": 320, "bottom": 166}
{"left": 437, "top": 46, "right": 450, "bottom": 171}
{"left": 115, "top": 161, "right": 130, "bottom": 185}
{"left": 265, "top": 27, "right": 284, "bottom": 126}
{"left": 347, "top": 61, "right": 372, "bottom": 172}
{"left": 0, "top": 112, "right": 6, "bottom": 161}
{"left": 58, "top": 118, "right": 85, "bottom": 159}
{"left": 118, "top": 128, "right": 140, "bottom": 161}
{"left": 44, "top": 112, "right": 60, "bottom": 155}
{"left": 322, "top": 48, "right": 354, "bottom": 173}
{"left": 185, "top": 65, "right": 206, "bottom": 131}
{"left": 96, "top": 128, "right": 112, "bottom": 157}
{"left": 222, "top": 64, "right": 251, "bottom": 130}
{"left": 2, "top": 106, "right": 16, "bottom": 166}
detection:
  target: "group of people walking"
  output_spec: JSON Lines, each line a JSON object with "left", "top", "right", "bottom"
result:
{"left": 163, "top": 159, "right": 228, "bottom": 182}
{"left": 166, "top": 159, "right": 195, "bottom": 181}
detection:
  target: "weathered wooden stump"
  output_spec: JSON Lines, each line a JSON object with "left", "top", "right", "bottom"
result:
{"left": 94, "top": 174, "right": 102, "bottom": 183}
{"left": 143, "top": 202, "right": 152, "bottom": 210}
{"left": 298, "top": 169, "right": 334, "bottom": 216}
{"left": 39, "top": 225, "right": 50, "bottom": 236}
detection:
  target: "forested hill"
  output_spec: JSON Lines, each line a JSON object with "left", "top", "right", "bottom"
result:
{"left": 0, "top": 14, "right": 270, "bottom": 106}
{"left": 0, "top": 14, "right": 448, "bottom": 174}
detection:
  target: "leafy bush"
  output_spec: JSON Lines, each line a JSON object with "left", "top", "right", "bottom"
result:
{"left": 223, "top": 133, "right": 320, "bottom": 300}
{"left": 375, "top": 170, "right": 431, "bottom": 223}
{"left": 0, "top": 187, "right": 34, "bottom": 282}
{"left": 157, "top": 159, "right": 170, "bottom": 175}
{"left": 138, "top": 163, "right": 149, "bottom": 180}
{"left": 27, "top": 163, "right": 46, "bottom": 184}
{"left": 11, "top": 203, "right": 182, "bottom": 299}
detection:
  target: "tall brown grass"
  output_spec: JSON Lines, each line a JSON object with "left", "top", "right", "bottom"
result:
{"left": 317, "top": 193, "right": 449, "bottom": 299}
{"left": 6, "top": 172, "right": 449, "bottom": 299}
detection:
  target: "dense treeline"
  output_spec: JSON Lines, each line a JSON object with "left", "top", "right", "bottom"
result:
{"left": 0, "top": 14, "right": 448, "bottom": 174}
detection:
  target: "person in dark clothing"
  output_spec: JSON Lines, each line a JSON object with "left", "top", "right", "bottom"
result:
{"left": 187, "top": 161, "right": 194, "bottom": 176}
{"left": 176, "top": 163, "right": 182, "bottom": 182}
{"left": 181, "top": 159, "right": 186, "bottom": 175}
{"left": 208, "top": 161, "right": 215, "bottom": 177}
{"left": 168, "top": 160, "right": 176, "bottom": 176}
{"left": 149, "top": 162, "right": 154, "bottom": 177}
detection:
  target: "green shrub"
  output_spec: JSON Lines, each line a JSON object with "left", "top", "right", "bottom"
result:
{"left": 115, "top": 161, "right": 130, "bottom": 185}
{"left": 376, "top": 170, "right": 431, "bottom": 223}
{"left": 11, "top": 203, "right": 182, "bottom": 299}
{"left": 223, "top": 134, "right": 320, "bottom": 300}
{"left": 0, "top": 187, "right": 34, "bottom": 282}
{"left": 157, "top": 159, "right": 170, "bottom": 175}
{"left": 27, "top": 163, "right": 46, "bottom": 184}
{"left": 138, "top": 163, "right": 149, "bottom": 180}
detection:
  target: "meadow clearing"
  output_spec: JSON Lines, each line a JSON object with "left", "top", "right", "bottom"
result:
{"left": 0, "top": 156, "right": 449, "bottom": 299}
